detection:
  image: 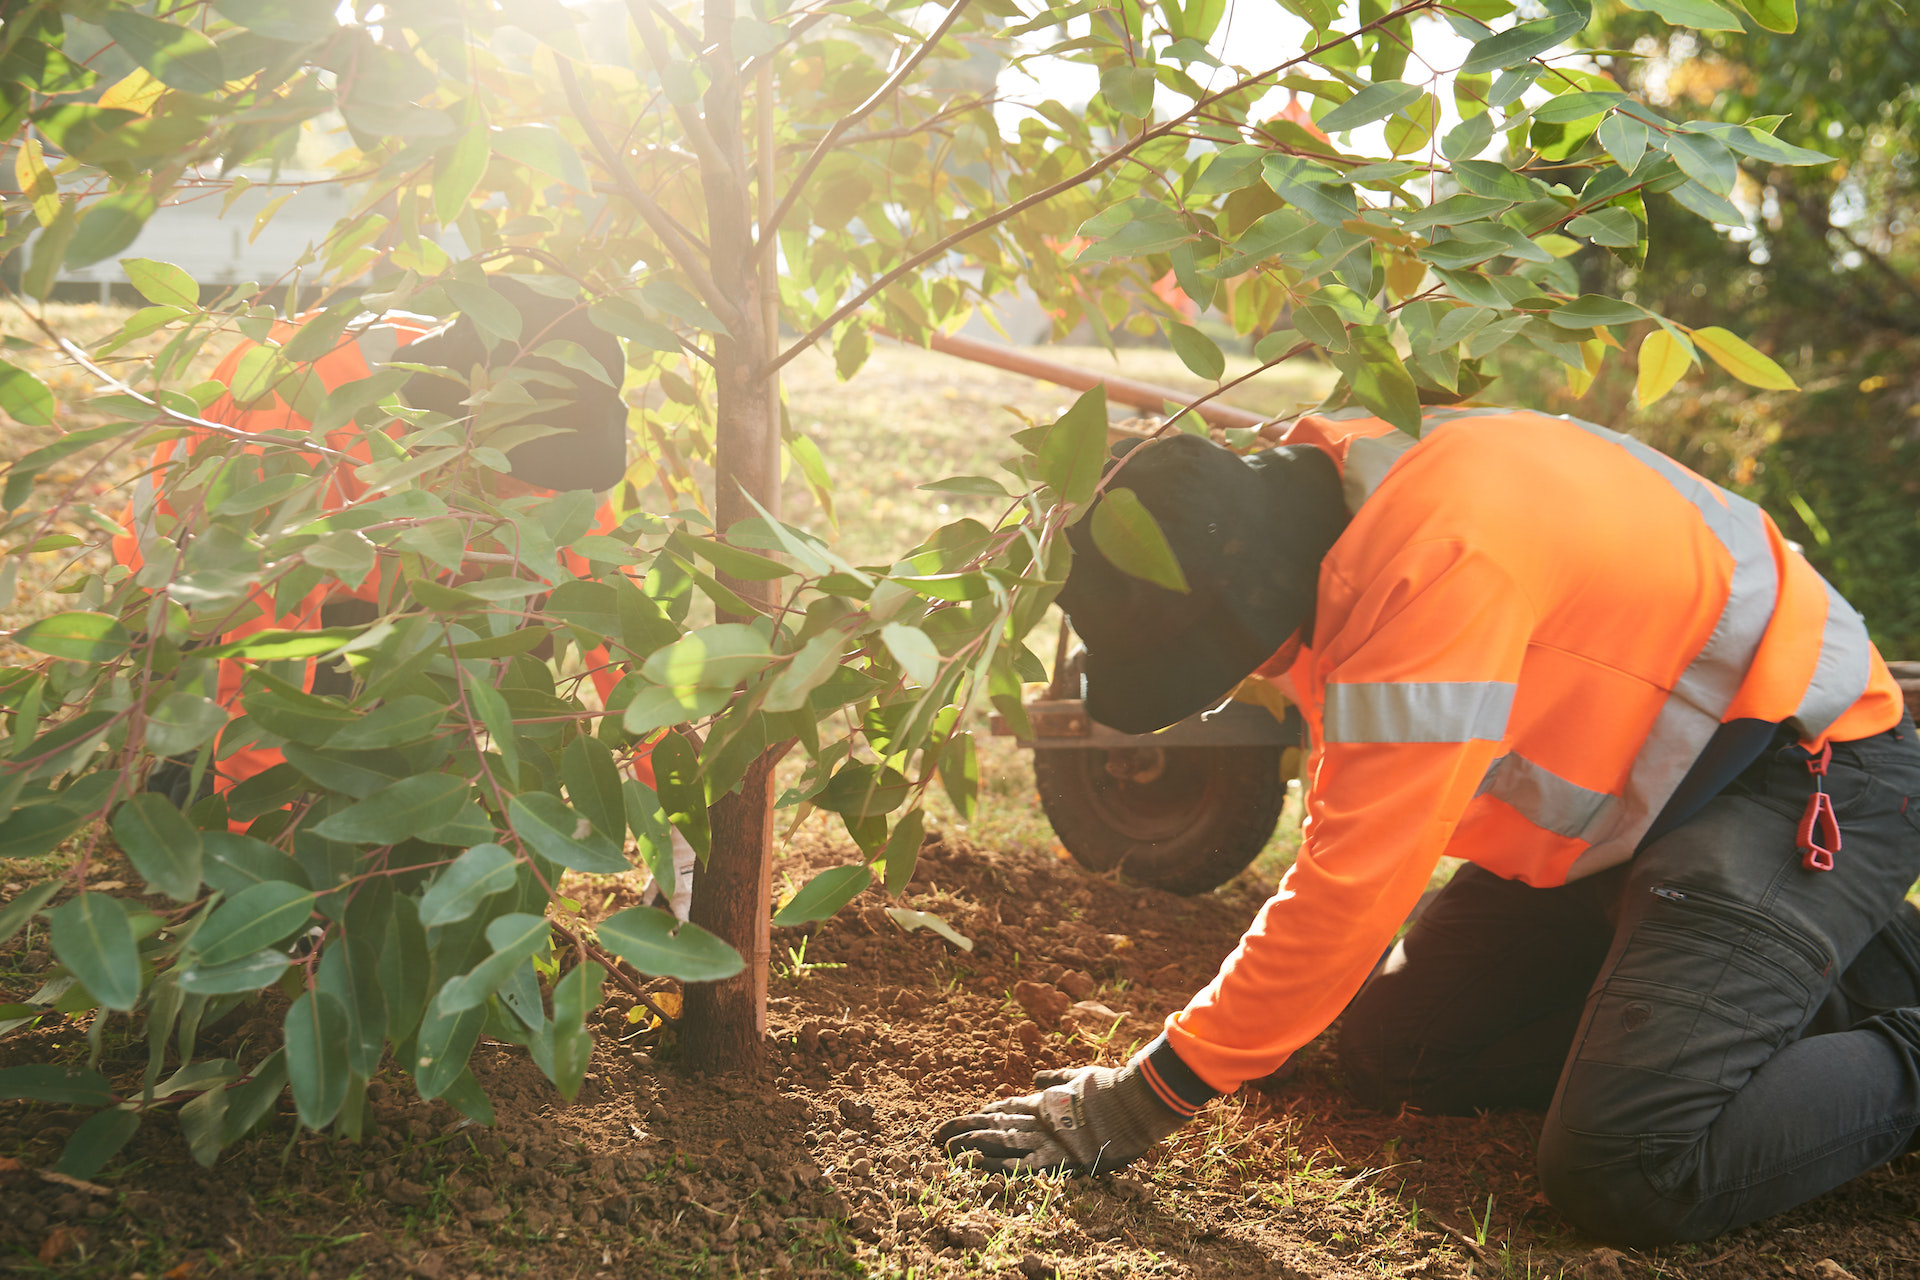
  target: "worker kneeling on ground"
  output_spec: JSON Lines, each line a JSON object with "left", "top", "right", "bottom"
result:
{"left": 937, "top": 406, "right": 1920, "bottom": 1247}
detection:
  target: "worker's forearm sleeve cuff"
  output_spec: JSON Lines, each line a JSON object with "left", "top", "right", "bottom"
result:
{"left": 1136, "top": 1034, "right": 1218, "bottom": 1119}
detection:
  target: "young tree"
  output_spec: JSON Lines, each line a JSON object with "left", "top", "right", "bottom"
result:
{"left": 0, "top": 0, "right": 1826, "bottom": 1169}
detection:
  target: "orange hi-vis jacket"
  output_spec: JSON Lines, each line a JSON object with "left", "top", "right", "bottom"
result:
{"left": 114, "top": 315, "right": 651, "bottom": 798}
{"left": 1151, "top": 406, "right": 1905, "bottom": 1101}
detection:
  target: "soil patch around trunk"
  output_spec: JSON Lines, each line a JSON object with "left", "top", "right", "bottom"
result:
{"left": 5, "top": 827, "right": 1919, "bottom": 1278}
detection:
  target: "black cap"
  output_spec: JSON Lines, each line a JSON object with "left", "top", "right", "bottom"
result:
{"left": 1056, "top": 434, "right": 1347, "bottom": 734}
{"left": 399, "top": 277, "right": 627, "bottom": 493}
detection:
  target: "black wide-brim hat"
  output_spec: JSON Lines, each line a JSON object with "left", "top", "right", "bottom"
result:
{"left": 1057, "top": 434, "right": 1345, "bottom": 735}
{"left": 399, "top": 277, "right": 627, "bottom": 494}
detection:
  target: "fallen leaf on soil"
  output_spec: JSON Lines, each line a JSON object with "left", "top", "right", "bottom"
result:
{"left": 1070, "top": 1000, "right": 1123, "bottom": 1020}
{"left": 1815, "top": 1262, "right": 1860, "bottom": 1280}
{"left": 162, "top": 1263, "right": 196, "bottom": 1280}
{"left": 1013, "top": 980, "right": 1070, "bottom": 1025}
{"left": 37, "top": 1227, "right": 72, "bottom": 1263}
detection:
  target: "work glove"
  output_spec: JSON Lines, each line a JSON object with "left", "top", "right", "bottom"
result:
{"left": 933, "top": 1061, "right": 1187, "bottom": 1175}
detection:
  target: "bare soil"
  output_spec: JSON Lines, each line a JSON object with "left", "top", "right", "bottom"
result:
{"left": 6, "top": 820, "right": 1920, "bottom": 1279}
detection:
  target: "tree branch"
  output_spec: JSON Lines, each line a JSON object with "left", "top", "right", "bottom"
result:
{"left": 763, "top": 0, "right": 1441, "bottom": 378}
{"left": 622, "top": 0, "right": 730, "bottom": 171}
{"left": 759, "top": 0, "right": 974, "bottom": 243}
{"left": 556, "top": 60, "right": 745, "bottom": 336}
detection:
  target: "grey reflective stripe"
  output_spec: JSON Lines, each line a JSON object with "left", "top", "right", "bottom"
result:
{"left": 1553, "top": 412, "right": 1784, "bottom": 879}
{"left": 1476, "top": 753, "right": 1618, "bottom": 840}
{"left": 1325, "top": 681, "right": 1514, "bottom": 744}
{"left": 351, "top": 319, "right": 402, "bottom": 368}
{"left": 1793, "top": 575, "right": 1873, "bottom": 739}
{"left": 1341, "top": 431, "right": 1417, "bottom": 515}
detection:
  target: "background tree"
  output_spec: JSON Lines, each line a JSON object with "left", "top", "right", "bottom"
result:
{"left": 0, "top": 0, "right": 1826, "bottom": 1172}
{"left": 1529, "top": 0, "right": 1920, "bottom": 649}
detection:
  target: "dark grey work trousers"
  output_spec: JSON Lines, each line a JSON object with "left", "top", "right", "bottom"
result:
{"left": 1336, "top": 714, "right": 1920, "bottom": 1245}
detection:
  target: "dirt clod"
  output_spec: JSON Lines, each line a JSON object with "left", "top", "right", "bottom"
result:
{"left": 1013, "top": 980, "right": 1071, "bottom": 1026}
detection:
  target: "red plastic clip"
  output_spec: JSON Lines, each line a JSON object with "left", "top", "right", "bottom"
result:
{"left": 1797, "top": 741, "right": 1839, "bottom": 872}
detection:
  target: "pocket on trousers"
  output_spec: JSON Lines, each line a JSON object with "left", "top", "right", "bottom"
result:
{"left": 1576, "top": 978, "right": 1753, "bottom": 1084}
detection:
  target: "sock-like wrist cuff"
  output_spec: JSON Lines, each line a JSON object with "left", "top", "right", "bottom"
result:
{"left": 1131, "top": 1033, "right": 1219, "bottom": 1120}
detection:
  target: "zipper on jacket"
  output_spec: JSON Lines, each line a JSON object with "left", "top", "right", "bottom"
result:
{"left": 1649, "top": 883, "right": 1833, "bottom": 974}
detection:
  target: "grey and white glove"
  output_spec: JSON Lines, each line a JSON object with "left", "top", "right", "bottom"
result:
{"left": 933, "top": 1061, "right": 1187, "bottom": 1175}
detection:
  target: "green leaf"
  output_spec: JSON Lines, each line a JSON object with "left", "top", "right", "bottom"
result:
{"left": 492, "top": 124, "right": 590, "bottom": 189}
{"left": 1736, "top": 0, "right": 1795, "bottom": 31}
{"left": 917, "top": 475, "right": 1010, "bottom": 498}
{"left": 65, "top": 193, "right": 157, "bottom": 270}
{"left": 111, "top": 794, "right": 204, "bottom": 902}
{"left": 419, "top": 843, "right": 519, "bottom": 928}
{"left": 1547, "top": 294, "right": 1648, "bottom": 328}
{"left": 507, "top": 793, "right": 630, "bottom": 874}
{"left": 1099, "top": 65, "right": 1156, "bottom": 117}
{"left": 597, "top": 907, "right": 744, "bottom": 982}
{"left": 773, "top": 866, "right": 873, "bottom": 926}
{"left": 1620, "top": 0, "right": 1745, "bottom": 30}
{"left": 0, "top": 805, "right": 84, "bottom": 861}
{"left": 202, "top": 832, "right": 309, "bottom": 896}
{"left": 177, "top": 948, "right": 293, "bottom": 995}
{"left": 1711, "top": 123, "right": 1829, "bottom": 167}
{"left": 1091, "top": 487, "right": 1190, "bottom": 593}
{"left": 412, "top": 1002, "right": 485, "bottom": 1100}
{"left": 0, "top": 880, "right": 60, "bottom": 946}
{"left": 764, "top": 633, "right": 847, "bottom": 714}
{"left": 0, "top": 360, "right": 55, "bottom": 426}
{"left": 1565, "top": 208, "right": 1640, "bottom": 247}
{"left": 434, "top": 121, "right": 491, "bottom": 227}
{"left": 938, "top": 732, "right": 978, "bottom": 822}
{"left": 311, "top": 774, "right": 470, "bottom": 845}
{"left": 881, "top": 809, "right": 925, "bottom": 896}
{"left": 1689, "top": 326, "right": 1797, "bottom": 391}
{"left": 549, "top": 961, "right": 601, "bottom": 1103}
{"left": 437, "top": 913, "right": 550, "bottom": 1015}
{"left": 1597, "top": 112, "right": 1650, "bottom": 171}
{"left": 1166, "top": 323, "right": 1225, "bottom": 381}
{"left": 444, "top": 277, "right": 523, "bottom": 346}
{"left": 880, "top": 624, "right": 941, "bottom": 687}
{"left": 145, "top": 692, "right": 228, "bottom": 759}
{"left": 813, "top": 763, "right": 912, "bottom": 819}
{"left": 640, "top": 624, "right": 773, "bottom": 693}
{"left": 54, "top": 1108, "right": 139, "bottom": 1179}
{"left": 1330, "top": 326, "right": 1422, "bottom": 435}
{"left": 561, "top": 735, "right": 625, "bottom": 840}
{"left": 122, "top": 258, "right": 198, "bottom": 309}
{"left": 1664, "top": 130, "right": 1737, "bottom": 195}
{"left": 14, "top": 611, "right": 130, "bottom": 663}
{"left": 50, "top": 893, "right": 141, "bottom": 1011}
{"left": 676, "top": 536, "right": 793, "bottom": 582}
{"left": 1316, "top": 80, "right": 1422, "bottom": 132}
{"left": 284, "top": 991, "right": 350, "bottom": 1128}
{"left": 1460, "top": 2, "right": 1590, "bottom": 75}
{"left": 1532, "top": 91, "right": 1630, "bottom": 124}
{"left": 179, "top": 1084, "right": 226, "bottom": 1167}
{"left": 642, "top": 278, "right": 730, "bottom": 337}
{"left": 0, "top": 1064, "right": 112, "bottom": 1105}
{"left": 101, "top": 10, "right": 227, "bottom": 93}
{"left": 589, "top": 298, "right": 682, "bottom": 353}
{"left": 1035, "top": 385, "right": 1108, "bottom": 507}
{"left": 328, "top": 696, "right": 447, "bottom": 750}
{"left": 193, "top": 881, "right": 315, "bottom": 967}
{"left": 651, "top": 731, "right": 709, "bottom": 859}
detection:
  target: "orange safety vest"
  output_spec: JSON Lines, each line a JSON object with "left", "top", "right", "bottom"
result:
{"left": 1163, "top": 406, "right": 1905, "bottom": 1094}
{"left": 115, "top": 315, "right": 652, "bottom": 799}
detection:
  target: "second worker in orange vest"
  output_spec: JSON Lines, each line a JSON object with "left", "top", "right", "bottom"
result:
{"left": 937, "top": 407, "right": 1920, "bottom": 1246}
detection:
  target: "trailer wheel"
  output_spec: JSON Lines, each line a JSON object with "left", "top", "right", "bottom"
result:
{"left": 1034, "top": 742, "right": 1286, "bottom": 896}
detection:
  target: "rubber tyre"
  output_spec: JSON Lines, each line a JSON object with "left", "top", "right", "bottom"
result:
{"left": 1034, "top": 743, "right": 1286, "bottom": 896}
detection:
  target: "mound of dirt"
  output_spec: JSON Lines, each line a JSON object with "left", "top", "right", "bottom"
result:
{"left": 4, "top": 827, "right": 1918, "bottom": 1278}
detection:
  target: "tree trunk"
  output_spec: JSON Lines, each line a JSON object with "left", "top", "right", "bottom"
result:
{"left": 680, "top": 0, "right": 780, "bottom": 1073}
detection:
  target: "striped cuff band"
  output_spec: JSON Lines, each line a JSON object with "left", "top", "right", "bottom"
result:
{"left": 1134, "top": 1034, "right": 1219, "bottom": 1119}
